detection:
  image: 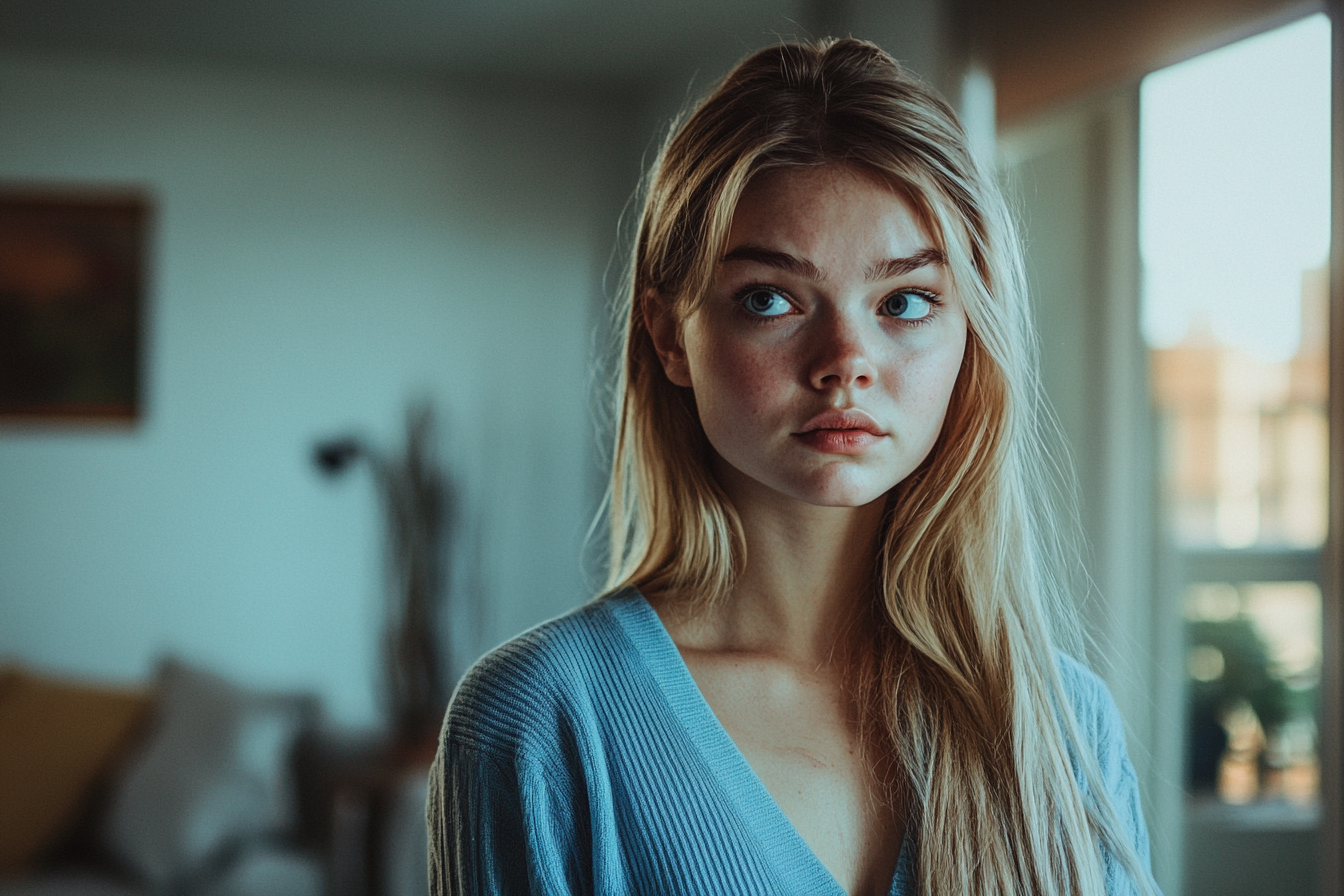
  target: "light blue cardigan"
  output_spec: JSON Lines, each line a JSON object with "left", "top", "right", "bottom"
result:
{"left": 428, "top": 589, "right": 1155, "bottom": 895}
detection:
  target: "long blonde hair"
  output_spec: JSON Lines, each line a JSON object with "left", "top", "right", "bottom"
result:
{"left": 605, "top": 38, "right": 1151, "bottom": 895}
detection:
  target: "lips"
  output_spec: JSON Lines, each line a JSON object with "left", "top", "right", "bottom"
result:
{"left": 792, "top": 409, "right": 885, "bottom": 454}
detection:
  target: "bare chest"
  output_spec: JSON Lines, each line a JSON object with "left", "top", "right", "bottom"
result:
{"left": 681, "top": 654, "right": 904, "bottom": 896}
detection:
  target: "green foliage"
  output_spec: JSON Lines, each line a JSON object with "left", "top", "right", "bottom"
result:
{"left": 1187, "top": 618, "right": 1292, "bottom": 733}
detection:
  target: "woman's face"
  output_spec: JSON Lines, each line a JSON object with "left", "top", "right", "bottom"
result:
{"left": 650, "top": 164, "right": 968, "bottom": 509}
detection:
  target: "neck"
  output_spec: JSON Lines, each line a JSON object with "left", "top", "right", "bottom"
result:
{"left": 682, "top": 461, "right": 887, "bottom": 667}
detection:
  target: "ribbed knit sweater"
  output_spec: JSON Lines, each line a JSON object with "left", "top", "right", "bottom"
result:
{"left": 428, "top": 588, "right": 1155, "bottom": 895}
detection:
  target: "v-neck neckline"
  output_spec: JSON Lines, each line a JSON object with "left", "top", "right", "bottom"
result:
{"left": 604, "top": 588, "right": 915, "bottom": 896}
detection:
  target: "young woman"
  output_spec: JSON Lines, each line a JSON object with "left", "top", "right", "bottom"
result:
{"left": 429, "top": 38, "right": 1158, "bottom": 896}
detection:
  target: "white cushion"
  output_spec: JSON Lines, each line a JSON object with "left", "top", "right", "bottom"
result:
{"left": 196, "top": 848, "right": 323, "bottom": 896}
{"left": 101, "top": 661, "right": 312, "bottom": 888}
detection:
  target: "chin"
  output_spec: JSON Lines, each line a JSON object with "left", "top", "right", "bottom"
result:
{"left": 791, "top": 470, "right": 895, "bottom": 508}
{"left": 808, "top": 490, "right": 890, "bottom": 509}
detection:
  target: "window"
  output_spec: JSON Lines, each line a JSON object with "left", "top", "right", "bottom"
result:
{"left": 1140, "top": 12, "right": 1331, "bottom": 893}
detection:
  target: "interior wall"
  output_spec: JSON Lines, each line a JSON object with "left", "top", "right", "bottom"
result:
{"left": 1000, "top": 93, "right": 1179, "bottom": 893}
{"left": 0, "top": 50, "right": 628, "bottom": 727}
{"left": 0, "top": 0, "right": 963, "bottom": 734}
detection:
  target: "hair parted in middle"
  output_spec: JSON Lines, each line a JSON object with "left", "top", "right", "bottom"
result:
{"left": 605, "top": 37, "right": 1155, "bottom": 895}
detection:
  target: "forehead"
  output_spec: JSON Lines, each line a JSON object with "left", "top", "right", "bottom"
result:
{"left": 725, "top": 165, "right": 938, "bottom": 264}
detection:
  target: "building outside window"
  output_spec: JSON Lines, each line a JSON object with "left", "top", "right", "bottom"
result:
{"left": 1141, "top": 10, "right": 1331, "bottom": 838}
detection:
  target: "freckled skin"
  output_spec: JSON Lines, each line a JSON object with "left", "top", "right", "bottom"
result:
{"left": 647, "top": 166, "right": 969, "bottom": 896}
{"left": 664, "top": 165, "right": 968, "bottom": 510}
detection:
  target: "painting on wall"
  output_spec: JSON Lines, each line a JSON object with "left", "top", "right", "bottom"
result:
{"left": 0, "top": 191, "right": 150, "bottom": 420}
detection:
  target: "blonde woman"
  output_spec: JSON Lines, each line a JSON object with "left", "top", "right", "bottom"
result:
{"left": 429, "top": 38, "right": 1158, "bottom": 896}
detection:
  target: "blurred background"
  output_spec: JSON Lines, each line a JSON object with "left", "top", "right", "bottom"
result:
{"left": 0, "top": 1, "right": 1337, "bottom": 895}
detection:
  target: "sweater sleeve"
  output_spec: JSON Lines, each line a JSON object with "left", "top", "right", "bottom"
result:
{"left": 1093, "top": 689, "right": 1154, "bottom": 886}
{"left": 427, "top": 737, "right": 588, "bottom": 896}
{"left": 1062, "top": 657, "right": 1160, "bottom": 896}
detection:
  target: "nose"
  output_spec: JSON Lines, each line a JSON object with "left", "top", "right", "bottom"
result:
{"left": 807, "top": 310, "right": 876, "bottom": 392}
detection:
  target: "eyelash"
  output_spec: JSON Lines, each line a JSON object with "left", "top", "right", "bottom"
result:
{"left": 730, "top": 284, "right": 943, "bottom": 326}
{"left": 887, "top": 288, "right": 941, "bottom": 327}
{"left": 731, "top": 284, "right": 792, "bottom": 322}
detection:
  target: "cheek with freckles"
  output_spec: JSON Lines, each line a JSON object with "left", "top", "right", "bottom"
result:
{"left": 891, "top": 343, "right": 965, "bottom": 464}
{"left": 684, "top": 325, "right": 791, "bottom": 439}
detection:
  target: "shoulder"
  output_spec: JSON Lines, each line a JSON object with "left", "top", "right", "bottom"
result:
{"left": 439, "top": 591, "right": 640, "bottom": 765}
{"left": 1053, "top": 652, "right": 1139, "bottom": 804}
{"left": 1055, "top": 651, "right": 1127, "bottom": 749}
{"left": 1054, "top": 653, "right": 1152, "bottom": 839}
{"left": 1052, "top": 660, "right": 1157, "bottom": 892}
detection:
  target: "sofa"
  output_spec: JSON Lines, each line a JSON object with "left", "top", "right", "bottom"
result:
{"left": 0, "top": 659, "right": 331, "bottom": 896}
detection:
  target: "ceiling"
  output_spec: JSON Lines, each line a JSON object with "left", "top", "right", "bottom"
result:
{"left": 0, "top": 0, "right": 817, "bottom": 91}
{"left": 975, "top": 0, "right": 1318, "bottom": 124}
{"left": 4, "top": 0, "right": 1314, "bottom": 124}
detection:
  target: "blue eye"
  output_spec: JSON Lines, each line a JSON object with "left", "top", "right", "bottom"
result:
{"left": 739, "top": 288, "right": 792, "bottom": 317}
{"left": 882, "top": 290, "right": 935, "bottom": 320}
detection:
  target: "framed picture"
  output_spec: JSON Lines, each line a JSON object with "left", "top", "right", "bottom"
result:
{"left": 0, "top": 190, "right": 150, "bottom": 421}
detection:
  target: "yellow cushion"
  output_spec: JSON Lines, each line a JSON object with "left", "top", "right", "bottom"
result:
{"left": 0, "top": 665, "right": 152, "bottom": 873}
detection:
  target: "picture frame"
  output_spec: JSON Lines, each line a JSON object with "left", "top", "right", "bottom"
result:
{"left": 0, "top": 189, "right": 150, "bottom": 421}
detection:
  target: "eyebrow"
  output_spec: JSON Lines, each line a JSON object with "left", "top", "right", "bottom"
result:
{"left": 865, "top": 248, "right": 946, "bottom": 281}
{"left": 720, "top": 246, "right": 821, "bottom": 280}
{"left": 720, "top": 245, "right": 946, "bottom": 282}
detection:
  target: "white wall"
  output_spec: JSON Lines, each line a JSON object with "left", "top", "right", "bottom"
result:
{"left": 1001, "top": 95, "right": 1180, "bottom": 893}
{"left": 0, "top": 51, "right": 625, "bottom": 727}
{"left": 0, "top": 3, "right": 963, "bottom": 732}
